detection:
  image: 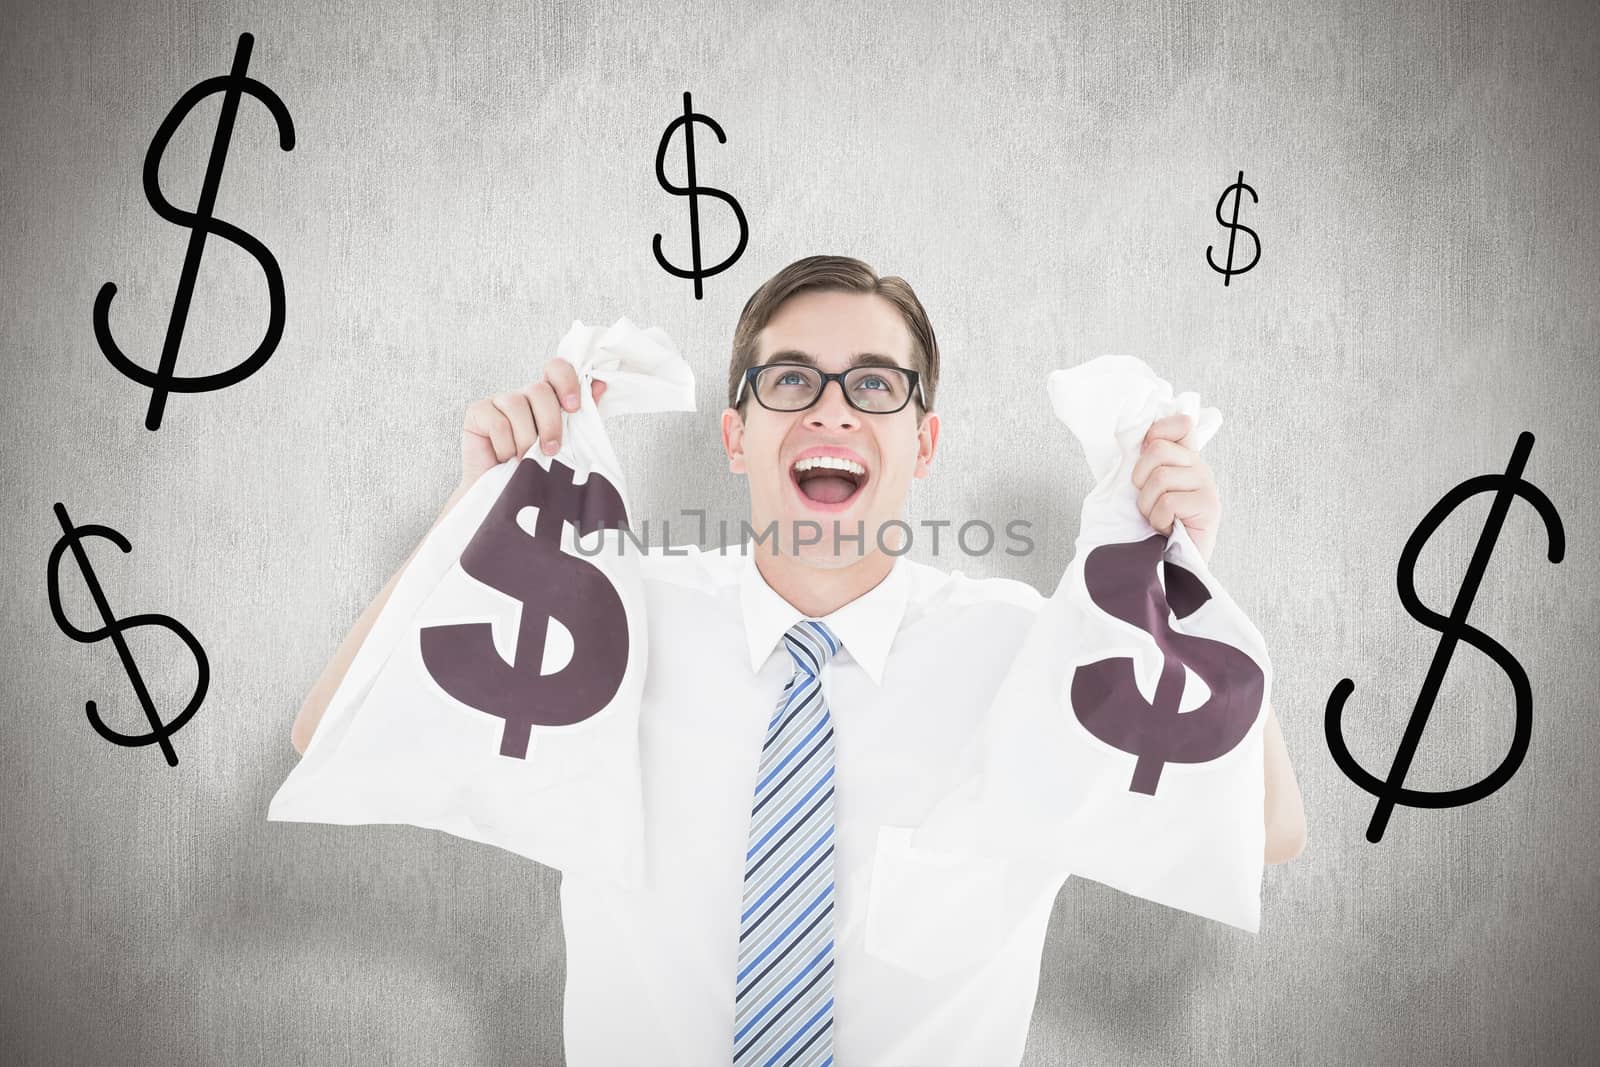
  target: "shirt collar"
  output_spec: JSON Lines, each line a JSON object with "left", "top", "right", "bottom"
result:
{"left": 737, "top": 550, "right": 910, "bottom": 686}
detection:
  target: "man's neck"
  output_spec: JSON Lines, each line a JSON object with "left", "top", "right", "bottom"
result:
{"left": 752, "top": 543, "right": 897, "bottom": 618}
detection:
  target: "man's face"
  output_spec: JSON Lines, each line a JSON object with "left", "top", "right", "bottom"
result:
{"left": 721, "top": 289, "right": 940, "bottom": 566}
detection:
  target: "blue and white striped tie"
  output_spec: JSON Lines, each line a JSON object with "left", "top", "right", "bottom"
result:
{"left": 732, "top": 619, "right": 841, "bottom": 1067}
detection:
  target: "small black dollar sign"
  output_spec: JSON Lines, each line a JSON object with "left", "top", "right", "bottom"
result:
{"left": 46, "top": 502, "right": 211, "bottom": 767}
{"left": 1325, "top": 432, "right": 1565, "bottom": 843}
{"left": 420, "top": 458, "right": 632, "bottom": 760}
{"left": 94, "top": 32, "right": 295, "bottom": 431}
{"left": 1205, "top": 169, "right": 1260, "bottom": 286}
{"left": 652, "top": 90, "right": 748, "bottom": 300}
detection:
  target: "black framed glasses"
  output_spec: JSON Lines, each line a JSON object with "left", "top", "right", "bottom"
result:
{"left": 736, "top": 362, "right": 926, "bottom": 414}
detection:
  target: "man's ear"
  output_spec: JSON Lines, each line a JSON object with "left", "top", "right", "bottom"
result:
{"left": 913, "top": 410, "right": 940, "bottom": 478}
{"left": 721, "top": 406, "right": 747, "bottom": 474}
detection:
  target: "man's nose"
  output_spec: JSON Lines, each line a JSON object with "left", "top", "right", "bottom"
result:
{"left": 805, "top": 379, "right": 859, "bottom": 427}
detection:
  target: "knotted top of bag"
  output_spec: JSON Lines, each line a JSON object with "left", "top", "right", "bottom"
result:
{"left": 1047, "top": 354, "right": 1224, "bottom": 548}
{"left": 557, "top": 316, "right": 697, "bottom": 419}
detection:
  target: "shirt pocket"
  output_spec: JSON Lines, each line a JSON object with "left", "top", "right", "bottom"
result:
{"left": 862, "top": 824, "right": 1012, "bottom": 980}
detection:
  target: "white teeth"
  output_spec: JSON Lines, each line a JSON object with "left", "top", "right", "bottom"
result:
{"left": 793, "top": 456, "right": 866, "bottom": 477}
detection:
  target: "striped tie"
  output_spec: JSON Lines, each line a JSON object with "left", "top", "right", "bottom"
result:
{"left": 732, "top": 619, "right": 841, "bottom": 1067}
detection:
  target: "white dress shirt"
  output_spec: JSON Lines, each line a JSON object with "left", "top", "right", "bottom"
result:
{"left": 558, "top": 540, "right": 1076, "bottom": 1067}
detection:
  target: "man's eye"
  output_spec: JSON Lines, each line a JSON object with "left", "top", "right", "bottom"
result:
{"left": 855, "top": 374, "right": 889, "bottom": 391}
{"left": 776, "top": 372, "right": 806, "bottom": 386}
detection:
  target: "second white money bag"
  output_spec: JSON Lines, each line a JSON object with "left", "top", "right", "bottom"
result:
{"left": 267, "top": 316, "right": 696, "bottom": 890}
{"left": 911, "top": 353, "right": 1274, "bottom": 932}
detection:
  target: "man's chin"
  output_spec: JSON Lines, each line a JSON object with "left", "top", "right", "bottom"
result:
{"left": 793, "top": 548, "right": 860, "bottom": 570}
{"left": 772, "top": 508, "right": 892, "bottom": 564}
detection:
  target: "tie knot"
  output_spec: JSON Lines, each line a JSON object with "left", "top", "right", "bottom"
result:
{"left": 782, "top": 619, "right": 840, "bottom": 678}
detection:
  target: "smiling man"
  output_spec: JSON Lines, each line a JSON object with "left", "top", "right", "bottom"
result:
{"left": 291, "top": 254, "right": 1306, "bottom": 1066}
{"left": 719, "top": 279, "right": 937, "bottom": 620}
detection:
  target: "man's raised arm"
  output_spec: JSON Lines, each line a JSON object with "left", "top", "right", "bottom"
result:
{"left": 1263, "top": 702, "right": 1306, "bottom": 863}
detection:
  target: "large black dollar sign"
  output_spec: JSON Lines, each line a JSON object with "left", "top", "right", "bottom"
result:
{"left": 1205, "top": 169, "right": 1260, "bottom": 286}
{"left": 1071, "top": 534, "right": 1264, "bottom": 795}
{"left": 420, "top": 459, "right": 632, "bottom": 760}
{"left": 46, "top": 502, "right": 211, "bottom": 767}
{"left": 1325, "top": 432, "right": 1564, "bottom": 843}
{"left": 94, "top": 32, "right": 295, "bottom": 431}
{"left": 652, "top": 90, "right": 748, "bottom": 300}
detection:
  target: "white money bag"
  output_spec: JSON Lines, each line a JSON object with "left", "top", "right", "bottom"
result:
{"left": 267, "top": 316, "right": 696, "bottom": 889}
{"left": 911, "top": 354, "right": 1273, "bottom": 932}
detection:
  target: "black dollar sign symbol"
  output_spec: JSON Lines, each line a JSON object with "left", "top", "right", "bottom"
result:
{"left": 46, "top": 502, "right": 211, "bottom": 767}
{"left": 1325, "top": 432, "right": 1564, "bottom": 843}
{"left": 1205, "top": 169, "right": 1260, "bottom": 286}
{"left": 1071, "top": 533, "right": 1265, "bottom": 795}
{"left": 653, "top": 90, "right": 748, "bottom": 300}
{"left": 94, "top": 32, "right": 295, "bottom": 431}
{"left": 420, "top": 458, "right": 632, "bottom": 760}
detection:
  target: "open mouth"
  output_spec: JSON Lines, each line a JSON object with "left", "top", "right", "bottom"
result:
{"left": 790, "top": 454, "right": 869, "bottom": 511}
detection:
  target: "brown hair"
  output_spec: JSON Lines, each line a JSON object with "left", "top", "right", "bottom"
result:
{"left": 727, "top": 255, "right": 939, "bottom": 419}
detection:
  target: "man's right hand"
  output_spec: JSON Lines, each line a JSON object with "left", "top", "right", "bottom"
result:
{"left": 458, "top": 359, "right": 608, "bottom": 490}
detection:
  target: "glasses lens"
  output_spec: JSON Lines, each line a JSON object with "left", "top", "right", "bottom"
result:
{"left": 843, "top": 367, "right": 911, "bottom": 412}
{"left": 753, "top": 364, "right": 823, "bottom": 410}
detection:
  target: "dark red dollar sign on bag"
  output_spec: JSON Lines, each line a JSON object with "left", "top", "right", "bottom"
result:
{"left": 420, "top": 458, "right": 631, "bottom": 759}
{"left": 1071, "top": 532, "right": 1264, "bottom": 794}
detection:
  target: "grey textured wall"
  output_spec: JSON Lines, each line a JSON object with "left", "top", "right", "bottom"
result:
{"left": 3, "top": 0, "right": 1597, "bottom": 1063}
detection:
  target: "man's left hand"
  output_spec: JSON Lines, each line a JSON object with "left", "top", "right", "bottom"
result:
{"left": 1130, "top": 413, "right": 1220, "bottom": 565}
